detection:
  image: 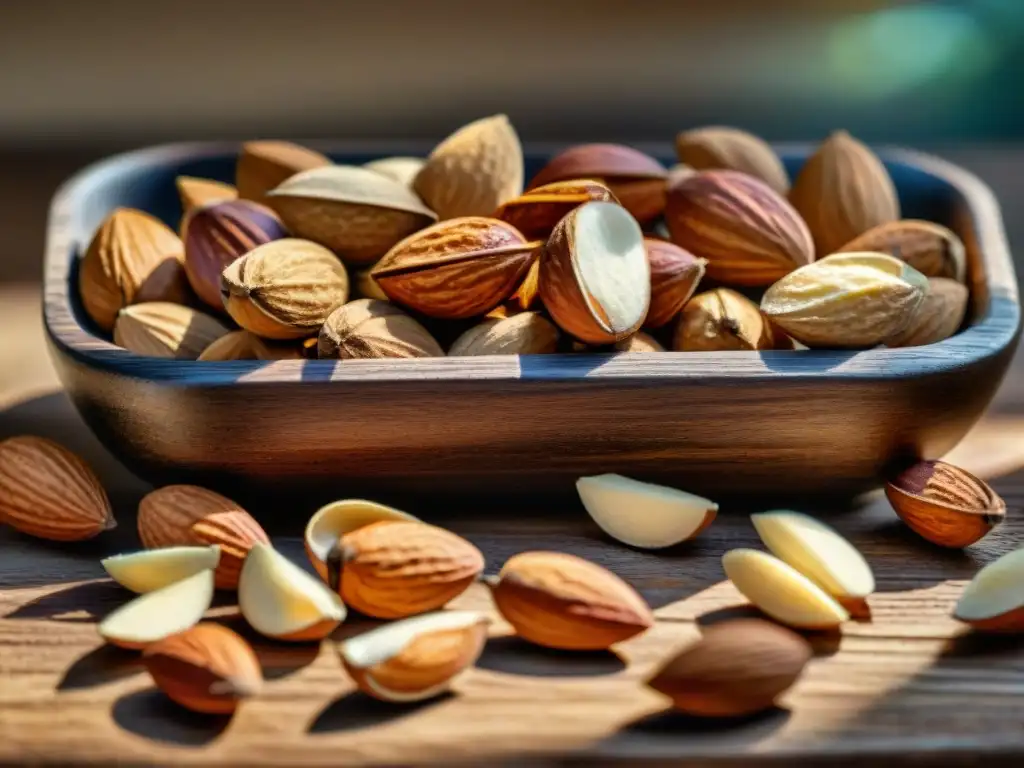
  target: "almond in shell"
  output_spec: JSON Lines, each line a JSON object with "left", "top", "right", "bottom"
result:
{"left": 176, "top": 176, "right": 238, "bottom": 213}
{"left": 837, "top": 219, "right": 966, "bottom": 283}
{"left": 675, "top": 126, "right": 789, "bottom": 194}
{"left": 644, "top": 238, "right": 706, "bottom": 329}
{"left": 236, "top": 140, "right": 332, "bottom": 201}
{"left": 494, "top": 179, "right": 617, "bottom": 239}
{"left": 318, "top": 299, "right": 444, "bottom": 359}
{"left": 448, "top": 312, "right": 559, "bottom": 356}
{"left": 113, "top": 302, "right": 230, "bottom": 359}
{"left": 954, "top": 548, "right": 1024, "bottom": 632}
{"left": 613, "top": 332, "right": 665, "bottom": 352}
{"left": 674, "top": 288, "right": 783, "bottom": 351}
{"left": 197, "top": 330, "right": 304, "bottom": 361}
{"left": 885, "top": 277, "right": 968, "bottom": 348}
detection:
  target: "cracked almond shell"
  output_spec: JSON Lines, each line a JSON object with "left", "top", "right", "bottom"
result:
{"left": 318, "top": 299, "right": 443, "bottom": 359}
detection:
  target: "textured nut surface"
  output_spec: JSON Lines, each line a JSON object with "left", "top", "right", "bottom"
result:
{"left": 494, "top": 179, "right": 617, "bottom": 238}
{"left": 790, "top": 130, "right": 900, "bottom": 255}
{"left": 836, "top": 219, "right": 966, "bottom": 282}
{"left": 885, "top": 460, "right": 1005, "bottom": 548}
{"left": 613, "top": 332, "right": 665, "bottom": 352}
{"left": 0, "top": 436, "right": 114, "bottom": 541}
{"left": 644, "top": 238, "right": 706, "bottom": 329}
{"left": 305, "top": 500, "right": 419, "bottom": 581}
{"left": 176, "top": 176, "right": 238, "bottom": 213}
{"left": 318, "top": 299, "right": 443, "bottom": 359}
{"left": 954, "top": 548, "right": 1024, "bottom": 632}
{"left": 113, "top": 302, "right": 230, "bottom": 360}
{"left": 221, "top": 239, "right": 350, "bottom": 340}
{"left": 666, "top": 170, "right": 813, "bottom": 286}
{"left": 648, "top": 618, "right": 811, "bottom": 717}
{"left": 761, "top": 252, "right": 928, "bottom": 348}
{"left": 79, "top": 208, "right": 190, "bottom": 331}
{"left": 414, "top": 114, "right": 524, "bottom": 220}
{"left": 364, "top": 156, "right": 426, "bottom": 187}
{"left": 236, "top": 140, "right": 332, "bottom": 201}
{"left": 674, "top": 288, "right": 780, "bottom": 351}
{"left": 488, "top": 551, "right": 654, "bottom": 650}
{"left": 448, "top": 312, "right": 558, "bottom": 356}
{"left": 885, "top": 277, "right": 968, "bottom": 348}
{"left": 675, "top": 126, "right": 789, "bottom": 194}
{"left": 197, "top": 330, "right": 303, "bottom": 362}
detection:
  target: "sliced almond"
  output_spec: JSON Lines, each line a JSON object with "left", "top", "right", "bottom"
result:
{"left": 238, "top": 543, "right": 346, "bottom": 641}
{"left": 304, "top": 500, "right": 419, "bottom": 583}
{"left": 954, "top": 548, "right": 1024, "bottom": 632}
{"left": 751, "top": 511, "right": 874, "bottom": 601}
{"left": 98, "top": 569, "right": 215, "bottom": 649}
{"left": 722, "top": 549, "right": 849, "bottom": 630}
{"left": 576, "top": 474, "right": 717, "bottom": 549}
{"left": 338, "top": 611, "right": 489, "bottom": 702}
{"left": 102, "top": 546, "right": 221, "bottom": 594}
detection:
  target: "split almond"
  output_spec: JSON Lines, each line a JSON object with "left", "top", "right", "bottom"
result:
{"left": 953, "top": 548, "right": 1024, "bottom": 632}
{"left": 494, "top": 179, "right": 617, "bottom": 239}
{"left": 144, "top": 623, "right": 262, "bottom": 714}
{"left": 238, "top": 543, "right": 347, "bottom": 641}
{"left": 722, "top": 549, "right": 849, "bottom": 629}
{"left": 576, "top": 474, "right": 717, "bottom": 549}
{"left": 0, "top": 436, "right": 114, "bottom": 541}
{"left": 98, "top": 569, "right": 215, "bottom": 649}
{"left": 487, "top": 551, "right": 654, "bottom": 650}
{"left": 334, "top": 521, "right": 484, "bottom": 619}
{"left": 138, "top": 485, "right": 269, "bottom": 590}
{"left": 338, "top": 611, "right": 489, "bottom": 702}
{"left": 102, "top": 546, "right": 221, "bottom": 594}
{"left": 305, "top": 499, "right": 419, "bottom": 582}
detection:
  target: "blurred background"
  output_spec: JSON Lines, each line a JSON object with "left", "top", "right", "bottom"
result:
{"left": 1, "top": 0, "right": 1023, "bottom": 283}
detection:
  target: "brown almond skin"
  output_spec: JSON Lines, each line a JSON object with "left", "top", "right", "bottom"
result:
{"left": 885, "top": 460, "right": 1005, "bottom": 548}
{"left": 319, "top": 299, "right": 444, "bottom": 359}
{"left": 489, "top": 551, "right": 654, "bottom": 650}
{"left": 836, "top": 219, "right": 967, "bottom": 283}
{"left": 644, "top": 239, "right": 706, "bottom": 329}
{"left": 613, "top": 332, "right": 665, "bottom": 352}
{"left": 495, "top": 180, "right": 617, "bottom": 239}
{"left": 236, "top": 141, "right": 332, "bottom": 201}
{"left": 674, "top": 288, "right": 785, "bottom": 352}
{"left": 675, "top": 127, "right": 789, "bottom": 194}
{"left": 885, "top": 278, "right": 968, "bottom": 348}
{"left": 448, "top": 313, "right": 559, "bottom": 356}
{"left": 138, "top": 486, "right": 269, "bottom": 590}
{"left": 335, "top": 521, "right": 485, "bottom": 619}
{"left": 648, "top": 619, "right": 811, "bottom": 717}
{"left": 176, "top": 177, "right": 238, "bottom": 213}
{"left": 143, "top": 623, "right": 262, "bottom": 714}
{"left": 0, "top": 436, "right": 114, "bottom": 541}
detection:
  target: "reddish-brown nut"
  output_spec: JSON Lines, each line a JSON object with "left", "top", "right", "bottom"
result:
{"left": 644, "top": 238, "right": 706, "bottom": 329}
{"left": 494, "top": 179, "right": 617, "bottom": 238}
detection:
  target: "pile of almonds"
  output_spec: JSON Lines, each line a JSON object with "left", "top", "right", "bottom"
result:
{"left": 0, "top": 434, "right": 1015, "bottom": 721}
{"left": 78, "top": 117, "right": 970, "bottom": 361}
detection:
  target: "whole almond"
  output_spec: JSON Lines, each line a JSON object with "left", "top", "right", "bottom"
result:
{"left": 333, "top": 520, "right": 485, "bottom": 619}
{"left": 675, "top": 126, "right": 789, "bottom": 194}
{"left": 885, "top": 460, "right": 1005, "bottom": 548}
{"left": 414, "top": 114, "right": 524, "bottom": 220}
{"left": 182, "top": 200, "right": 289, "bottom": 308}
{"left": 790, "top": 131, "right": 900, "bottom": 255}
{"left": 666, "top": 170, "right": 814, "bottom": 286}
{"left": 113, "top": 302, "right": 230, "bottom": 359}
{"left": 138, "top": 485, "right": 269, "bottom": 590}
{"left": 885, "top": 277, "right": 968, "bottom": 348}
{"left": 364, "top": 156, "right": 426, "bottom": 188}
{"left": 79, "top": 208, "right": 191, "bottom": 331}
{"left": 761, "top": 253, "right": 928, "bottom": 348}
{"left": 236, "top": 140, "right": 332, "bottom": 201}
{"left": 143, "top": 623, "right": 262, "bottom": 714}
{"left": 648, "top": 619, "right": 811, "bottom": 717}
{"left": 644, "top": 238, "right": 706, "bottom": 329}
{"left": 267, "top": 165, "right": 437, "bottom": 264}
{"left": 494, "top": 179, "right": 617, "bottom": 239}
{"left": 528, "top": 144, "right": 668, "bottom": 224}
{"left": 318, "top": 299, "right": 443, "bottom": 359}
{"left": 674, "top": 288, "right": 782, "bottom": 352}
{"left": 449, "top": 312, "right": 559, "bottom": 356}
{"left": 836, "top": 219, "right": 966, "bottom": 282}
{"left": 197, "top": 331, "right": 303, "bottom": 362}
{"left": 176, "top": 177, "right": 238, "bottom": 213}
{"left": 613, "top": 332, "right": 665, "bottom": 352}
{"left": 0, "top": 436, "right": 114, "bottom": 541}
{"left": 488, "top": 551, "right": 654, "bottom": 650}
{"left": 221, "top": 239, "right": 350, "bottom": 340}
{"left": 371, "top": 217, "right": 537, "bottom": 319}
{"left": 541, "top": 201, "right": 650, "bottom": 344}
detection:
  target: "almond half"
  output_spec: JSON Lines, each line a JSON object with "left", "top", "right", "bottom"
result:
{"left": 954, "top": 548, "right": 1024, "bottom": 632}
{"left": 102, "top": 546, "right": 221, "bottom": 594}
{"left": 98, "top": 569, "right": 215, "bottom": 649}
{"left": 337, "top": 611, "right": 489, "bottom": 702}
{"left": 304, "top": 499, "right": 419, "bottom": 583}
{"left": 576, "top": 474, "right": 717, "bottom": 549}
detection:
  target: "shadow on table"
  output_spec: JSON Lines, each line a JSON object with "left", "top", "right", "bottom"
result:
{"left": 58, "top": 643, "right": 142, "bottom": 690}
{"left": 112, "top": 688, "right": 231, "bottom": 746}
{"left": 476, "top": 636, "right": 626, "bottom": 678}
{"left": 308, "top": 691, "right": 450, "bottom": 734}
{"left": 4, "top": 579, "right": 125, "bottom": 621}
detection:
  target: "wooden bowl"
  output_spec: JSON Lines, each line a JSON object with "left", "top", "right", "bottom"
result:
{"left": 43, "top": 143, "right": 1020, "bottom": 500}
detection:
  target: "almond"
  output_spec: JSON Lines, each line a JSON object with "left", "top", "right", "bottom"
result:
{"left": 197, "top": 330, "right": 303, "bottom": 362}
{"left": 364, "top": 156, "right": 426, "bottom": 188}
{"left": 221, "top": 239, "right": 350, "bottom": 340}
{"left": 675, "top": 126, "right": 789, "bottom": 194}
{"left": 528, "top": 144, "right": 668, "bottom": 224}
{"left": 448, "top": 312, "right": 559, "bottom": 356}
{"left": 414, "top": 114, "right": 524, "bottom": 220}
{"left": 305, "top": 499, "right": 420, "bottom": 582}
{"left": 836, "top": 219, "right": 966, "bottom": 282}
{"left": 674, "top": 288, "right": 783, "bottom": 352}
{"left": 885, "top": 460, "right": 1005, "bottom": 548}
{"left": 143, "top": 623, "right": 262, "bottom": 714}
{"left": 613, "top": 332, "right": 665, "bottom": 352}
{"left": 176, "top": 176, "right": 238, "bottom": 213}
{"left": 494, "top": 179, "right": 617, "bottom": 239}
{"left": 318, "top": 299, "right": 443, "bottom": 359}
{"left": 510, "top": 259, "right": 541, "bottom": 310}
{"left": 371, "top": 217, "right": 537, "bottom": 319}
{"left": 137, "top": 485, "right": 269, "bottom": 590}
{"left": 337, "top": 611, "right": 489, "bottom": 702}
{"left": 487, "top": 551, "right": 654, "bottom": 650}
{"left": 665, "top": 170, "right": 814, "bottom": 286}
{"left": 78, "top": 208, "right": 191, "bottom": 331}
{"left": 885, "top": 277, "right": 968, "bottom": 348}
{"left": 267, "top": 165, "right": 437, "bottom": 264}
{"left": 644, "top": 238, "right": 706, "bottom": 329}
{"left": 182, "top": 199, "right": 289, "bottom": 309}
{"left": 954, "top": 548, "right": 1024, "bottom": 632}
{"left": 113, "top": 302, "right": 230, "bottom": 359}
{"left": 790, "top": 131, "right": 900, "bottom": 255}
{"left": 761, "top": 252, "right": 928, "bottom": 349}
{"left": 236, "top": 140, "right": 332, "bottom": 201}
{"left": 103, "top": 546, "right": 221, "bottom": 594}
{"left": 98, "top": 569, "right": 215, "bottom": 649}
{"left": 334, "top": 520, "right": 484, "bottom": 619}
{"left": 540, "top": 201, "right": 650, "bottom": 344}
{"left": 0, "top": 436, "right": 114, "bottom": 541}
{"left": 648, "top": 618, "right": 811, "bottom": 717}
